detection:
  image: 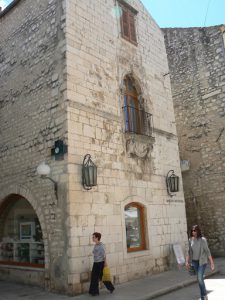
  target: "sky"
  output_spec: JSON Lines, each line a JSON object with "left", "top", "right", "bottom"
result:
{"left": 0, "top": 0, "right": 11, "bottom": 10}
{"left": 0, "top": 0, "right": 224, "bottom": 28}
{"left": 141, "top": 0, "right": 224, "bottom": 28}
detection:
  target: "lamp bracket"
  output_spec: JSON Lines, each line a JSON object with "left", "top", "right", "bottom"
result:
{"left": 41, "top": 175, "right": 58, "bottom": 199}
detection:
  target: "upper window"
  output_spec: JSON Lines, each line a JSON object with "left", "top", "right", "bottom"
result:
{"left": 125, "top": 202, "right": 146, "bottom": 252}
{"left": 118, "top": 0, "right": 137, "bottom": 45}
{"left": 122, "top": 75, "right": 153, "bottom": 137}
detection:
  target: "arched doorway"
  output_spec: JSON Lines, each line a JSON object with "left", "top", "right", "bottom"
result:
{"left": 0, "top": 194, "right": 44, "bottom": 268}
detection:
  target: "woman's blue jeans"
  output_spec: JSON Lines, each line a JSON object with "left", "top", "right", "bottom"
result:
{"left": 192, "top": 260, "right": 207, "bottom": 298}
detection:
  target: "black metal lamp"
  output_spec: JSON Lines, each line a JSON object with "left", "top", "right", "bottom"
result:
{"left": 82, "top": 154, "right": 97, "bottom": 190}
{"left": 166, "top": 170, "right": 179, "bottom": 197}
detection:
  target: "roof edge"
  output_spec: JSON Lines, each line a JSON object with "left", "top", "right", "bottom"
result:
{"left": 161, "top": 24, "right": 225, "bottom": 31}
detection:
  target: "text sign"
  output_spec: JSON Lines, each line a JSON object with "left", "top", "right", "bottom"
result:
{"left": 173, "top": 243, "right": 185, "bottom": 265}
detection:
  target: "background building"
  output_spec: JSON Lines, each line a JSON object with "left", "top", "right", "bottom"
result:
{"left": 0, "top": 0, "right": 187, "bottom": 294}
{"left": 163, "top": 25, "right": 225, "bottom": 256}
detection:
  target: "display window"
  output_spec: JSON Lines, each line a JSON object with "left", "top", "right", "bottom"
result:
{"left": 0, "top": 196, "right": 44, "bottom": 268}
{"left": 125, "top": 202, "right": 146, "bottom": 252}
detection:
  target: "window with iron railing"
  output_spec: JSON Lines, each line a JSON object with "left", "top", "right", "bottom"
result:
{"left": 122, "top": 76, "right": 153, "bottom": 137}
{"left": 122, "top": 105, "right": 153, "bottom": 136}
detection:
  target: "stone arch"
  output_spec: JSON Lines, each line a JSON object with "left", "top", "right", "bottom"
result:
{"left": 119, "top": 68, "right": 153, "bottom": 113}
{"left": 0, "top": 184, "right": 45, "bottom": 233}
{"left": 120, "top": 71, "right": 143, "bottom": 100}
{"left": 122, "top": 195, "right": 148, "bottom": 207}
{"left": 0, "top": 184, "right": 48, "bottom": 267}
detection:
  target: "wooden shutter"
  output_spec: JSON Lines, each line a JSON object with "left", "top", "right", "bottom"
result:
{"left": 128, "top": 12, "right": 137, "bottom": 44}
{"left": 121, "top": 7, "right": 129, "bottom": 39}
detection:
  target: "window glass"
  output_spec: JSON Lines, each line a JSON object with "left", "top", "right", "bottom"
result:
{"left": 0, "top": 197, "right": 44, "bottom": 267}
{"left": 123, "top": 76, "right": 141, "bottom": 134}
{"left": 125, "top": 203, "right": 145, "bottom": 251}
{"left": 127, "top": 77, "right": 135, "bottom": 93}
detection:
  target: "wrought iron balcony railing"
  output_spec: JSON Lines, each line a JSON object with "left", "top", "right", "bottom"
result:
{"left": 122, "top": 105, "right": 153, "bottom": 137}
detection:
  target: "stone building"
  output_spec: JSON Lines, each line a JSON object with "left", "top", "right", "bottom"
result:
{"left": 163, "top": 25, "right": 225, "bottom": 256}
{"left": 0, "top": 0, "right": 187, "bottom": 295}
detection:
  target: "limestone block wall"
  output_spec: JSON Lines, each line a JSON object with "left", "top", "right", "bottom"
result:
{"left": 163, "top": 26, "right": 225, "bottom": 255}
{"left": 65, "top": 0, "right": 187, "bottom": 294}
{"left": 0, "top": 0, "right": 70, "bottom": 292}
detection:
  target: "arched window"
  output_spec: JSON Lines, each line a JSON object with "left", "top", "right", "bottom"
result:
{"left": 124, "top": 202, "right": 146, "bottom": 252}
{"left": 0, "top": 195, "right": 44, "bottom": 268}
{"left": 122, "top": 75, "right": 153, "bottom": 137}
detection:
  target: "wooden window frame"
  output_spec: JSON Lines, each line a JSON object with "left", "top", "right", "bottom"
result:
{"left": 118, "top": 0, "right": 138, "bottom": 45}
{"left": 123, "top": 76, "right": 142, "bottom": 134}
{"left": 125, "top": 202, "right": 146, "bottom": 252}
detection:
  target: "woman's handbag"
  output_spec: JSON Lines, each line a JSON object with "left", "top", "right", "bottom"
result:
{"left": 102, "top": 266, "right": 112, "bottom": 282}
{"left": 188, "top": 264, "right": 196, "bottom": 276}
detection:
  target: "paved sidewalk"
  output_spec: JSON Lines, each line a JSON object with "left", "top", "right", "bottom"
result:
{"left": 0, "top": 257, "right": 225, "bottom": 300}
{"left": 73, "top": 257, "right": 225, "bottom": 300}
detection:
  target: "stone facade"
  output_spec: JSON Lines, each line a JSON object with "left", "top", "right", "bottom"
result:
{"left": 0, "top": 0, "right": 187, "bottom": 295}
{"left": 163, "top": 26, "right": 225, "bottom": 256}
{"left": 0, "top": 0, "right": 68, "bottom": 292}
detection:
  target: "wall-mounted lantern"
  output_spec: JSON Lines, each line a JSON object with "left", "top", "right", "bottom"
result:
{"left": 37, "top": 162, "right": 58, "bottom": 199}
{"left": 166, "top": 170, "right": 179, "bottom": 197}
{"left": 82, "top": 154, "right": 97, "bottom": 190}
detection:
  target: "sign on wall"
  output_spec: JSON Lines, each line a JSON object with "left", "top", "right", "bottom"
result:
{"left": 173, "top": 243, "right": 185, "bottom": 265}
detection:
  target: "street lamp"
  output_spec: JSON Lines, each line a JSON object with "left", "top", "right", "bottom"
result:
{"left": 82, "top": 154, "right": 97, "bottom": 190}
{"left": 37, "top": 162, "right": 58, "bottom": 199}
{"left": 166, "top": 170, "right": 179, "bottom": 197}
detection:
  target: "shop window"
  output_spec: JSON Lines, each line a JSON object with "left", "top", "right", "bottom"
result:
{"left": 125, "top": 202, "right": 146, "bottom": 252}
{"left": 118, "top": 0, "right": 138, "bottom": 45}
{"left": 0, "top": 195, "right": 44, "bottom": 268}
{"left": 122, "top": 75, "right": 153, "bottom": 137}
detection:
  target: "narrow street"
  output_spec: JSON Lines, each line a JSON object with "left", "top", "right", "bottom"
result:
{"left": 154, "top": 274, "right": 225, "bottom": 300}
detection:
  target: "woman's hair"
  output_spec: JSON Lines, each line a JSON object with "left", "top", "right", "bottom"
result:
{"left": 93, "top": 232, "right": 101, "bottom": 241}
{"left": 190, "top": 225, "right": 202, "bottom": 238}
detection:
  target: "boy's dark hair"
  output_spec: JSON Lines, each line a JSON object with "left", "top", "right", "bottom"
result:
{"left": 190, "top": 225, "right": 202, "bottom": 238}
{"left": 93, "top": 232, "right": 101, "bottom": 241}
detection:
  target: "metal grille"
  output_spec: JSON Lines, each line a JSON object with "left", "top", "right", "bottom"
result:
{"left": 122, "top": 105, "right": 153, "bottom": 137}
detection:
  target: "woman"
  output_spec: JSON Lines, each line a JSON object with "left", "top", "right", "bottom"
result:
{"left": 89, "top": 232, "right": 115, "bottom": 296}
{"left": 186, "top": 225, "right": 215, "bottom": 300}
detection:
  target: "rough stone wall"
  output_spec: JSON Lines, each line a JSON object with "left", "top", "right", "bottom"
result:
{"left": 163, "top": 26, "right": 225, "bottom": 256}
{"left": 0, "top": 0, "right": 69, "bottom": 292}
{"left": 65, "top": 0, "right": 187, "bottom": 294}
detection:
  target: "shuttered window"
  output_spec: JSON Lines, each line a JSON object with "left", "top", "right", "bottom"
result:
{"left": 119, "top": 1, "right": 137, "bottom": 45}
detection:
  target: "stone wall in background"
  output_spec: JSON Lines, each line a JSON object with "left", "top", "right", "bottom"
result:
{"left": 163, "top": 26, "right": 225, "bottom": 256}
{"left": 0, "top": 0, "right": 69, "bottom": 292}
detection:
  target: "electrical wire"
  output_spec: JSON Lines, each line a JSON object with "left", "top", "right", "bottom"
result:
{"left": 203, "top": 0, "right": 213, "bottom": 26}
